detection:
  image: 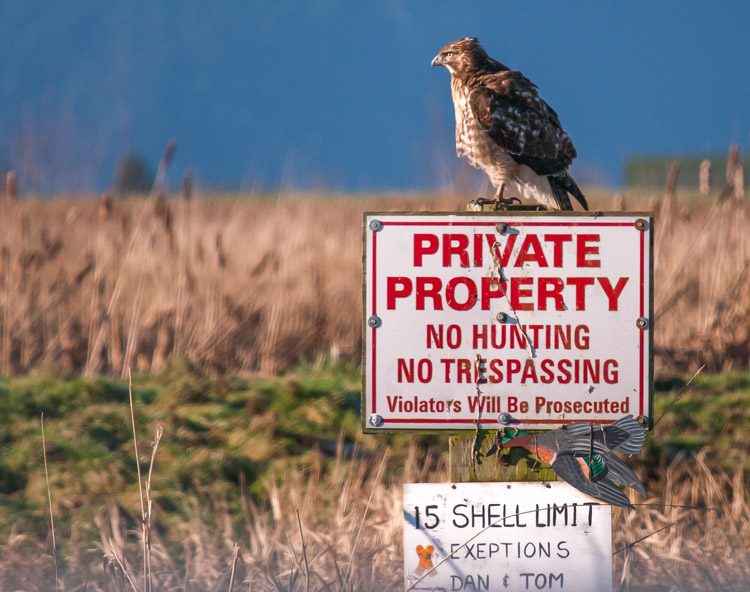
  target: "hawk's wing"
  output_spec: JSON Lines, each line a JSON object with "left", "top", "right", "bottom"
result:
{"left": 468, "top": 72, "right": 577, "bottom": 177}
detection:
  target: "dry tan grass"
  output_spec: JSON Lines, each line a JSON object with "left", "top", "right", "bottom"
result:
{"left": 2, "top": 443, "right": 745, "bottom": 591}
{"left": 1, "top": 188, "right": 748, "bottom": 377}
{"left": 652, "top": 198, "right": 750, "bottom": 371}
{"left": 0, "top": 193, "right": 470, "bottom": 378}
{"left": 2, "top": 188, "right": 748, "bottom": 590}
{"left": 615, "top": 448, "right": 750, "bottom": 591}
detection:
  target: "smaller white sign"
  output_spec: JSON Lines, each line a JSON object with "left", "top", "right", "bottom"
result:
{"left": 403, "top": 482, "right": 612, "bottom": 592}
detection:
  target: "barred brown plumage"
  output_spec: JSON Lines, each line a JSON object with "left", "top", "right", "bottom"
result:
{"left": 432, "top": 37, "right": 588, "bottom": 211}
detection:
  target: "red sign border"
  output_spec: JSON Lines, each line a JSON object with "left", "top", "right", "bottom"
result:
{"left": 363, "top": 212, "right": 654, "bottom": 432}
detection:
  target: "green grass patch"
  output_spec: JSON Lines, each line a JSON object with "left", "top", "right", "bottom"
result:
{"left": 1, "top": 363, "right": 748, "bottom": 575}
{"left": 651, "top": 371, "right": 750, "bottom": 469}
{"left": 0, "top": 359, "right": 443, "bottom": 555}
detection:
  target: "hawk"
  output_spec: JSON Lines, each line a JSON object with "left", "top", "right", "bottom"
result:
{"left": 432, "top": 37, "right": 588, "bottom": 211}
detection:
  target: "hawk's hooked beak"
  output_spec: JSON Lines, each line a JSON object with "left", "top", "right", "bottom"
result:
{"left": 431, "top": 54, "right": 443, "bottom": 68}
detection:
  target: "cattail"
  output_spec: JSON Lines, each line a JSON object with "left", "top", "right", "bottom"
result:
{"left": 153, "top": 193, "right": 174, "bottom": 248}
{"left": 665, "top": 162, "right": 680, "bottom": 199}
{"left": 719, "top": 144, "right": 740, "bottom": 202}
{"left": 154, "top": 193, "right": 167, "bottom": 222}
{"left": 74, "top": 259, "right": 95, "bottom": 285}
{"left": 734, "top": 164, "right": 744, "bottom": 201}
{"left": 151, "top": 317, "right": 171, "bottom": 371}
{"left": 183, "top": 169, "right": 192, "bottom": 202}
{"left": 659, "top": 163, "right": 679, "bottom": 236}
{"left": 109, "top": 315, "right": 123, "bottom": 372}
{"left": 0, "top": 245, "right": 8, "bottom": 277}
{"left": 161, "top": 140, "right": 177, "bottom": 171}
{"left": 6, "top": 171, "right": 18, "bottom": 203}
{"left": 611, "top": 194, "right": 625, "bottom": 211}
{"left": 726, "top": 144, "right": 739, "bottom": 184}
{"left": 215, "top": 231, "right": 227, "bottom": 268}
{"left": 152, "top": 140, "right": 177, "bottom": 192}
{"left": 99, "top": 193, "right": 113, "bottom": 220}
{"left": 699, "top": 159, "right": 710, "bottom": 195}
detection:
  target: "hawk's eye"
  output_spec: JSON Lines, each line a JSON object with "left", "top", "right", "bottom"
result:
{"left": 444, "top": 52, "right": 454, "bottom": 57}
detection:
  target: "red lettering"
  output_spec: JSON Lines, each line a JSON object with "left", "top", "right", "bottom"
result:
{"left": 603, "top": 359, "right": 618, "bottom": 383}
{"left": 481, "top": 277, "right": 506, "bottom": 310}
{"left": 474, "top": 356, "right": 486, "bottom": 383}
{"left": 521, "top": 359, "right": 538, "bottom": 383}
{"left": 582, "top": 359, "right": 599, "bottom": 383}
{"left": 506, "top": 359, "right": 522, "bottom": 381}
{"left": 443, "top": 234, "right": 470, "bottom": 267}
{"left": 507, "top": 396, "right": 529, "bottom": 413}
{"left": 488, "top": 234, "right": 518, "bottom": 266}
{"left": 416, "top": 277, "right": 443, "bottom": 310}
{"left": 558, "top": 359, "right": 572, "bottom": 383}
{"left": 397, "top": 359, "right": 413, "bottom": 382}
{"left": 566, "top": 277, "right": 595, "bottom": 310}
{"left": 387, "top": 277, "right": 412, "bottom": 309}
{"left": 473, "top": 324, "right": 488, "bottom": 349}
{"left": 598, "top": 277, "right": 629, "bottom": 311}
{"left": 544, "top": 234, "right": 572, "bottom": 267}
{"left": 574, "top": 325, "right": 590, "bottom": 349}
{"left": 445, "top": 277, "right": 477, "bottom": 311}
{"left": 510, "top": 277, "right": 534, "bottom": 310}
{"left": 457, "top": 359, "right": 472, "bottom": 383}
{"left": 417, "top": 359, "right": 432, "bottom": 383}
{"left": 426, "top": 324, "right": 442, "bottom": 348}
{"left": 441, "top": 359, "right": 455, "bottom": 381}
{"left": 473, "top": 233, "right": 484, "bottom": 267}
{"left": 537, "top": 277, "right": 565, "bottom": 311}
{"left": 489, "top": 359, "right": 503, "bottom": 383}
{"left": 413, "top": 234, "right": 439, "bottom": 266}
{"left": 446, "top": 325, "right": 461, "bottom": 348}
{"left": 540, "top": 359, "right": 555, "bottom": 384}
{"left": 515, "top": 234, "right": 549, "bottom": 267}
{"left": 576, "top": 234, "right": 601, "bottom": 267}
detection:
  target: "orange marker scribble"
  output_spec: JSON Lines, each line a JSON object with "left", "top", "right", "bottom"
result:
{"left": 415, "top": 545, "right": 437, "bottom": 576}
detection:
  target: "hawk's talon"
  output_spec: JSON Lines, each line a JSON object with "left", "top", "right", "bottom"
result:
{"left": 468, "top": 196, "right": 523, "bottom": 210}
{"left": 494, "top": 196, "right": 522, "bottom": 210}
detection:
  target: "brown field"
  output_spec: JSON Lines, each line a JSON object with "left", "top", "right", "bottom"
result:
{"left": 1, "top": 188, "right": 750, "bottom": 591}
{"left": 4, "top": 440, "right": 749, "bottom": 591}
{"left": 1, "top": 188, "right": 748, "bottom": 377}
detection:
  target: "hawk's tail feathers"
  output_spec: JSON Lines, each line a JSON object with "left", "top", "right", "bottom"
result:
{"left": 549, "top": 173, "right": 588, "bottom": 211}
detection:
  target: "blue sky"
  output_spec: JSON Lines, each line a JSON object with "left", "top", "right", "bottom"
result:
{"left": 1, "top": 1, "right": 748, "bottom": 192}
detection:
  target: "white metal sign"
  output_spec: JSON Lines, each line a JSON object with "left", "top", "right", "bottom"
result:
{"left": 403, "top": 481, "right": 612, "bottom": 592}
{"left": 363, "top": 212, "right": 653, "bottom": 431}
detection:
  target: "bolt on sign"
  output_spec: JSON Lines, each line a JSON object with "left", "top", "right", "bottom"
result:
{"left": 403, "top": 482, "right": 612, "bottom": 591}
{"left": 363, "top": 212, "right": 653, "bottom": 431}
